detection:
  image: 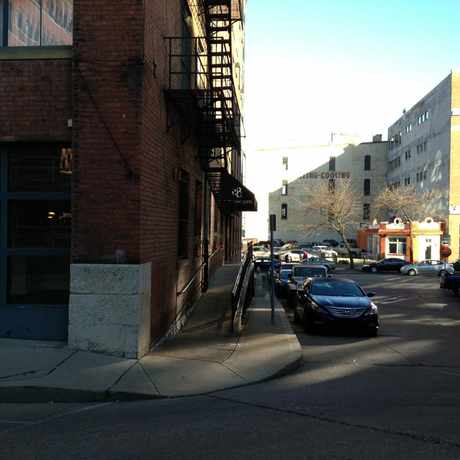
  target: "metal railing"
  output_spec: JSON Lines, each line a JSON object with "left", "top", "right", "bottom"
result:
{"left": 231, "top": 243, "right": 254, "bottom": 333}
{"left": 165, "top": 36, "right": 209, "bottom": 92}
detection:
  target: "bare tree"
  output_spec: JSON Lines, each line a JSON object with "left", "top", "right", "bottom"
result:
{"left": 296, "top": 178, "right": 360, "bottom": 267}
{"left": 374, "top": 186, "right": 431, "bottom": 222}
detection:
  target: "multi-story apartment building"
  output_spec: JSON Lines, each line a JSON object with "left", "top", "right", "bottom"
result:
{"left": 268, "top": 136, "right": 388, "bottom": 243}
{"left": 387, "top": 71, "right": 460, "bottom": 260}
{"left": 0, "top": 0, "right": 255, "bottom": 358}
{"left": 245, "top": 133, "right": 361, "bottom": 240}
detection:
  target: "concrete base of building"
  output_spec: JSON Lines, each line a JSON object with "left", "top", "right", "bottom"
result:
{"left": 68, "top": 263, "right": 152, "bottom": 359}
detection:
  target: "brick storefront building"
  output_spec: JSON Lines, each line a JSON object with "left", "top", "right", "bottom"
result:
{"left": 0, "top": 0, "right": 255, "bottom": 357}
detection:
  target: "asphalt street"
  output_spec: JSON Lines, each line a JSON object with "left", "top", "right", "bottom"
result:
{"left": 2, "top": 271, "right": 460, "bottom": 460}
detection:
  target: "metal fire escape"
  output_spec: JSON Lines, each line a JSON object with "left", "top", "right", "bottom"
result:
{"left": 165, "top": 0, "right": 256, "bottom": 213}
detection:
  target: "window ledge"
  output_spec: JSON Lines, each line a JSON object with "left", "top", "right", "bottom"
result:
{"left": 0, "top": 46, "right": 72, "bottom": 61}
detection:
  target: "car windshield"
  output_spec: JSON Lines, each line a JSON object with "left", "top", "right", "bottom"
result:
{"left": 293, "top": 267, "right": 325, "bottom": 277}
{"left": 311, "top": 281, "right": 364, "bottom": 297}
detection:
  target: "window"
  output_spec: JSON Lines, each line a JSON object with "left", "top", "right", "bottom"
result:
{"left": 363, "top": 203, "right": 370, "bottom": 220}
{"left": 405, "top": 149, "right": 411, "bottom": 160}
{"left": 281, "top": 180, "right": 288, "bottom": 196}
{"left": 388, "top": 237, "right": 406, "bottom": 256}
{"left": 282, "top": 156, "right": 288, "bottom": 171}
{"left": 281, "top": 203, "right": 288, "bottom": 220}
{"left": 363, "top": 179, "right": 371, "bottom": 196}
{"left": 178, "top": 170, "right": 190, "bottom": 258}
{"left": 364, "top": 155, "right": 371, "bottom": 171}
{"left": 1, "top": 0, "right": 73, "bottom": 47}
{"left": 0, "top": 143, "right": 71, "bottom": 318}
{"left": 329, "top": 156, "right": 336, "bottom": 172}
{"left": 194, "top": 180, "right": 202, "bottom": 243}
{"left": 404, "top": 176, "right": 411, "bottom": 186}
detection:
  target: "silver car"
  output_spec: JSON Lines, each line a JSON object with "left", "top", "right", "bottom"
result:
{"left": 286, "top": 264, "right": 329, "bottom": 307}
{"left": 400, "top": 260, "right": 454, "bottom": 276}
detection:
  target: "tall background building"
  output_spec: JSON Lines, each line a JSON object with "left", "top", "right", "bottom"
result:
{"left": 387, "top": 71, "right": 460, "bottom": 260}
{"left": 268, "top": 136, "right": 388, "bottom": 243}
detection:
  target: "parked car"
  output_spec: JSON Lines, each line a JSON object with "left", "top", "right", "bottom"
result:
{"left": 253, "top": 245, "right": 270, "bottom": 258}
{"left": 362, "top": 258, "right": 408, "bottom": 273}
{"left": 440, "top": 271, "right": 460, "bottom": 295}
{"left": 254, "top": 255, "right": 281, "bottom": 272}
{"left": 307, "top": 256, "right": 336, "bottom": 272}
{"left": 294, "top": 278, "right": 379, "bottom": 336}
{"left": 286, "top": 264, "right": 329, "bottom": 307}
{"left": 281, "top": 249, "right": 308, "bottom": 262}
{"left": 312, "top": 245, "right": 338, "bottom": 259}
{"left": 400, "top": 260, "right": 454, "bottom": 276}
{"left": 322, "top": 239, "right": 339, "bottom": 247}
{"left": 336, "top": 243, "right": 362, "bottom": 257}
{"left": 274, "top": 268, "right": 293, "bottom": 298}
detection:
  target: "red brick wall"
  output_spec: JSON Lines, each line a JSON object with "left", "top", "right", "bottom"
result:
{"left": 141, "top": 0, "right": 206, "bottom": 341}
{"left": 0, "top": 59, "right": 72, "bottom": 142}
{"left": 72, "top": 0, "right": 144, "bottom": 263}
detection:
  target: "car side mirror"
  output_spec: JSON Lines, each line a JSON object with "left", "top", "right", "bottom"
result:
{"left": 367, "top": 292, "right": 375, "bottom": 298}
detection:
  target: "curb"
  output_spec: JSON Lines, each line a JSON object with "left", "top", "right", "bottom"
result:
{"left": 0, "top": 294, "right": 303, "bottom": 403}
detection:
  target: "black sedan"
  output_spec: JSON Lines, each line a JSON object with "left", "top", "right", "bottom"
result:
{"left": 361, "top": 257, "right": 407, "bottom": 273}
{"left": 294, "top": 278, "right": 379, "bottom": 336}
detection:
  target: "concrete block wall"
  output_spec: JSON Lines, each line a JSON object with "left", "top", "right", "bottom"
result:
{"left": 68, "top": 263, "right": 152, "bottom": 358}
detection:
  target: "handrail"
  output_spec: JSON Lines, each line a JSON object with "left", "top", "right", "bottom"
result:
{"left": 232, "top": 261, "right": 254, "bottom": 334}
{"left": 176, "top": 247, "right": 222, "bottom": 297}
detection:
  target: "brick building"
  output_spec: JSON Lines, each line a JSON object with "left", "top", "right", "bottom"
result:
{"left": 0, "top": 0, "right": 256, "bottom": 357}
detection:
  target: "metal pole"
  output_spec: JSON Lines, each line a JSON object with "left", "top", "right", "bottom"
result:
{"left": 270, "top": 227, "right": 275, "bottom": 324}
{"left": 202, "top": 172, "right": 209, "bottom": 292}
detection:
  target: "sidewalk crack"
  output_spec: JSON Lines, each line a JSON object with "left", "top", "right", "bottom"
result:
{"left": 45, "top": 350, "right": 79, "bottom": 376}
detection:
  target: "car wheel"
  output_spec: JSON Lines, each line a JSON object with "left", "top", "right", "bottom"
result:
{"left": 407, "top": 269, "right": 416, "bottom": 276}
{"left": 371, "top": 267, "right": 377, "bottom": 273}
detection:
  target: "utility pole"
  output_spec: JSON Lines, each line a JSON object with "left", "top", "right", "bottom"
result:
{"left": 269, "top": 214, "right": 276, "bottom": 324}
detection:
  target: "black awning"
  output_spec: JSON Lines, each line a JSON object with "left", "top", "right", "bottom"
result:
{"left": 207, "top": 167, "right": 257, "bottom": 213}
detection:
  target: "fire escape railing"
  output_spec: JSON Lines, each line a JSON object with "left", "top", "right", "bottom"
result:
{"left": 164, "top": 1, "right": 243, "bottom": 171}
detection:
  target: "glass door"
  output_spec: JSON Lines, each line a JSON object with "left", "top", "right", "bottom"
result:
{"left": 0, "top": 144, "right": 72, "bottom": 340}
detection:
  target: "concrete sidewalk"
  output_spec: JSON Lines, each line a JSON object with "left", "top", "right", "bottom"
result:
{"left": 0, "top": 266, "right": 302, "bottom": 402}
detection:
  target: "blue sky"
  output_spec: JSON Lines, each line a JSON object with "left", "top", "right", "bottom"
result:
{"left": 244, "top": 0, "right": 460, "bottom": 147}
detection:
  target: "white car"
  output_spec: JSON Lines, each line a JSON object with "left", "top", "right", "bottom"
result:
{"left": 281, "top": 249, "right": 308, "bottom": 262}
{"left": 312, "top": 245, "right": 338, "bottom": 258}
{"left": 253, "top": 245, "right": 270, "bottom": 258}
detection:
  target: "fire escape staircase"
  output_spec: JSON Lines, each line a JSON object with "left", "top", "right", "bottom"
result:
{"left": 164, "top": 0, "right": 256, "bottom": 213}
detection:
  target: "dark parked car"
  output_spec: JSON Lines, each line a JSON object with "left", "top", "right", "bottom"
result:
{"left": 362, "top": 258, "right": 407, "bottom": 273}
{"left": 274, "top": 268, "right": 293, "bottom": 298}
{"left": 307, "top": 256, "right": 336, "bottom": 272}
{"left": 294, "top": 278, "right": 379, "bottom": 336}
{"left": 440, "top": 271, "right": 460, "bottom": 295}
{"left": 254, "top": 255, "right": 280, "bottom": 272}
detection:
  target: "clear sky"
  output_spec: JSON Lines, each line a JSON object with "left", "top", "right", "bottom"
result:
{"left": 244, "top": 0, "right": 460, "bottom": 148}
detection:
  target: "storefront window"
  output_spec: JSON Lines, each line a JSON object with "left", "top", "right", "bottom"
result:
{"left": 8, "top": 146, "right": 72, "bottom": 192}
{"left": 7, "top": 255, "right": 70, "bottom": 304}
{"left": 3, "top": 0, "right": 72, "bottom": 47}
{"left": 388, "top": 237, "right": 406, "bottom": 256}
{"left": 1, "top": 144, "right": 71, "bottom": 306}
{"left": 8, "top": 200, "right": 71, "bottom": 248}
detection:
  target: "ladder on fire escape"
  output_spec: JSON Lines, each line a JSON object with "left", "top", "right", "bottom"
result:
{"left": 202, "top": 0, "right": 238, "bottom": 166}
